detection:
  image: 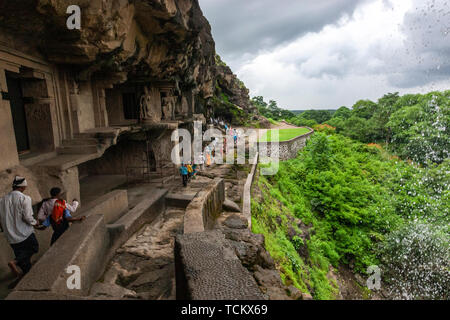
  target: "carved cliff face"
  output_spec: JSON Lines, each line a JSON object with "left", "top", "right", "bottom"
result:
{"left": 0, "top": 0, "right": 254, "bottom": 120}
{"left": 0, "top": 0, "right": 216, "bottom": 99}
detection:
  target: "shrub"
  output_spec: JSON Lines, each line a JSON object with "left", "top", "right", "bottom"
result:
{"left": 378, "top": 221, "right": 449, "bottom": 300}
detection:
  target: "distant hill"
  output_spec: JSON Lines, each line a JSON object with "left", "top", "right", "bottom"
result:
{"left": 290, "top": 109, "right": 337, "bottom": 115}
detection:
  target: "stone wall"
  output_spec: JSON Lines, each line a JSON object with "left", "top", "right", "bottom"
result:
{"left": 260, "top": 128, "right": 314, "bottom": 161}
{"left": 243, "top": 154, "right": 259, "bottom": 228}
{"left": 183, "top": 178, "right": 225, "bottom": 234}
{"left": 175, "top": 231, "right": 265, "bottom": 300}
{"left": 6, "top": 189, "right": 168, "bottom": 300}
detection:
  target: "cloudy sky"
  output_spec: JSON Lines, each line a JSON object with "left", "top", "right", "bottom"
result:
{"left": 199, "top": 0, "right": 450, "bottom": 109}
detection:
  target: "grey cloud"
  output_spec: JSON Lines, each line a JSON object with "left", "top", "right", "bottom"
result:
{"left": 387, "top": 0, "right": 450, "bottom": 88}
{"left": 199, "top": 0, "right": 369, "bottom": 60}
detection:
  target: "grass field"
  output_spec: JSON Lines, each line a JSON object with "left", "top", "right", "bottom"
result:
{"left": 259, "top": 127, "right": 311, "bottom": 142}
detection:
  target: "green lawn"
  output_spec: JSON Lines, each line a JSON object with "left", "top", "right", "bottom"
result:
{"left": 259, "top": 128, "right": 311, "bottom": 142}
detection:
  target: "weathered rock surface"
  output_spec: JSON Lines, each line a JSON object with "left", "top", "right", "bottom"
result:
{"left": 0, "top": 1, "right": 256, "bottom": 121}
{"left": 175, "top": 231, "right": 265, "bottom": 300}
{"left": 214, "top": 55, "right": 251, "bottom": 110}
{"left": 223, "top": 199, "right": 241, "bottom": 213}
{"left": 0, "top": 0, "right": 214, "bottom": 97}
{"left": 215, "top": 212, "right": 296, "bottom": 300}
{"left": 88, "top": 207, "right": 185, "bottom": 300}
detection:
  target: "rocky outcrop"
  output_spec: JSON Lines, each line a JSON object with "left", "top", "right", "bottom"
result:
{"left": 216, "top": 213, "right": 308, "bottom": 300}
{"left": 214, "top": 55, "right": 251, "bottom": 110}
{"left": 0, "top": 0, "right": 256, "bottom": 119}
{"left": 223, "top": 199, "right": 241, "bottom": 213}
{"left": 211, "top": 55, "right": 255, "bottom": 124}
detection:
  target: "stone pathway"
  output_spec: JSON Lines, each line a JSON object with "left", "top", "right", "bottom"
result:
{"left": 88, "top": 161, "right": 249, "bottom": 300}
{"left": 89, "top": 206, "right": 185, "bottom": 300}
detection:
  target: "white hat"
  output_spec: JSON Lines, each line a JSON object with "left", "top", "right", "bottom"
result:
{"left": 13, "top": 176, "right": 28, "bottom": 187}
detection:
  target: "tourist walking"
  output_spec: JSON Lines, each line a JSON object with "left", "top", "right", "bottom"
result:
{"left": 199, "top": 152, "right": 205, "bottom": 171}
{"left": 205, "top": 146, "right": 212, "bottom": 167}
{"left": 179, "top": 164, "right": 189, "bottom": 187}
{"left": 186, "top": 163, "right": 193, "bottom": 181}
{"left": 37, "top": 187, "right": 85, "bottom": 246}
{"left": 0, "top": 176, "right": 39, "bottom": 279}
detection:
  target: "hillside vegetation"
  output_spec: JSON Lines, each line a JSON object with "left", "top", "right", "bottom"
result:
{"left": 252, "top": 91, "right": 449, "bottom": 300}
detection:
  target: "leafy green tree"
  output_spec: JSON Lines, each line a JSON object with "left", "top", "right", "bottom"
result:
{"left": 372, "top": 92, "right": 401, "bottom": 143}
{"left": 378, "top": 221, "right": 449, "bottom": 300}
{"left": 340, "top": 116, "right": 371, "bottom": 142}
{"left": 333, "top": 106, "right": 352, "bottom": 119}
{"left": 296, "top": 110, "right": 333, "bottom": 124}
{"left": 305, "top": 132, "right": 331, "bottom": 171}
{"left": 252, "top": 96, "right": 294, "bottom": 120}
{"left": 291, "top": 116, "right": 317, "bottom": 127}
{"left": 388, "top": 92, "right": 450, "bottom": 164}
{"left": 352, "top": 100, "right": 377, "bottom": 120}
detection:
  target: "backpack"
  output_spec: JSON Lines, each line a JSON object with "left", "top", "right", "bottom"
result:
{"left": 51, "top": 199, "right": 66, "bottom": 228}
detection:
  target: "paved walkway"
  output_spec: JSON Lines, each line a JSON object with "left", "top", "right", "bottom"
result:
{"left": 87, "top": 162, "right": 246, "bottom": 299}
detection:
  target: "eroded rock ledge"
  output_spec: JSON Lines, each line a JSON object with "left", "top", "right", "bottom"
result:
{"left": 0, "top": 0, "right": 253, "bottom": 118}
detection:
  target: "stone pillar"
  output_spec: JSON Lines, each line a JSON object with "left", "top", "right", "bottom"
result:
{"left": 69, "top": 80, "right": 96, "bottom": 133}
{"left": 92, "top": 81, "right": 109, "bottom": 128}
{"left": 0, "top": 68, "right": 19, "bottom": 170}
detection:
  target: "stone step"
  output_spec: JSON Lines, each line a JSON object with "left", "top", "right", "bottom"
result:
{"left": 74, "top": 128, "right": 120, "bottom": 139}
{"left": 162, "top": 175, "right": 175, "bottom": 185}
{"left": 62, "top": 138, "right": 99, "bottom": 146}
{"left": 57, "top": 145, "right": 99, "bottom": 155}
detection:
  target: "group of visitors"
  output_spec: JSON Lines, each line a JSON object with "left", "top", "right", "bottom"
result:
{"left": 178, "top": 163, "right": 199, "bottom": 187}
{"left": 0, "top": 176, "right": 86, "bottom": 283}
{"left": 179, "top": 118, "right": 242, "bottom": 188}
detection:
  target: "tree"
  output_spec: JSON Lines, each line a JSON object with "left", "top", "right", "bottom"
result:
{"left": 251, "top": 96, "right": 267, "bottom": 109}
{"left": 388, "top": 92, "right": 450, "bottom": 164}
{"left": 379, "top": 221, "right": 449, "bottom": 300}
{"left": 297, "top": 110, "right": 333, "bottom": 124}
{"left": 352, "top": 100, "right": 377, "bottom": 120}
{"left": 333, "top": 106, "right": 352, "bottom": 120}
{"left": 372, "top": 92, "right": 401, "bottom": 143}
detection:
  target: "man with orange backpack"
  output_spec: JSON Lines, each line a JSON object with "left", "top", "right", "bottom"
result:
{"left": 37, "top": 187, "right": 85, "bottom": 245}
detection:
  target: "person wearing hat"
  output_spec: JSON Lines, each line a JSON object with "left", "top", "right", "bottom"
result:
{"left": 0, "top": 176, "right": 39, "bottom": 278}
{"left": 37, "top": 187, "right": 85, "bottom": 246}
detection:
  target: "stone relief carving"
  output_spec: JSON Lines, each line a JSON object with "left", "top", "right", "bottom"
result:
{"left": 27, "top": 104, "right": 51, "bottom": 121}
{"left": 139, "top": 86, "right": 161, "bottom": 122}
{"left": 70, "top": 80, "right": 80, "bottom": 95}
{"left": 161, "top": 90, "right": 177, "bottom": 121}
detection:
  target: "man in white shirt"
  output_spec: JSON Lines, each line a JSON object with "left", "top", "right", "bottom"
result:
{"left": 0, "top": 176, "right": 39, "bottom": 278}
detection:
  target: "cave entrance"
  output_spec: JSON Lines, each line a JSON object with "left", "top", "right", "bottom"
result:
{"left": 78, "top": 138, "right": 157, "bottom": 204}
{"left": 122, "top": 91, "right": 139, "bottom": 120}
{"left": 6, "top": 69, "right": 55, "bottom": 156}
{"left": 105, "top": 84, "right": 140, "bottom": 125}
{"left": 6, "top": 72, "right": 30, "bottom": 154}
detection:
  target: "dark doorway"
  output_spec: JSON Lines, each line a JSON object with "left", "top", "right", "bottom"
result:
{"left": 122, "top": 92, "right": 139, "bottom": 120}
{"left": 6, "top": 73, "right": 29, "bottom": 153}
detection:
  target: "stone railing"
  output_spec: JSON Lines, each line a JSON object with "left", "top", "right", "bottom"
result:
{"left": 242, "top": 153, "right": 259, "bottom": 229}
{"left": 177, "top": 177, "right": 266, "bottom": 300}
{"left": 183, "top": 178, "right": 225, "bottom": 234}
{"left": 6, "top": 189, "right": 167, "bottom": 300}
{"left": 260, "top": 127, "right": 314, "bottom": 161}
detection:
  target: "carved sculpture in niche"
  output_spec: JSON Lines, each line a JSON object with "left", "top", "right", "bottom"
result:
{"left": 139, "top": 86, "right": 160, "bottom": 122}
{"left": 161, "top": 89, "right": 177, "bottom": 121}
{"left": 181, "top": 96, "right": 189, "bottom": 116}
{"left": 70, "top": 80, "right": 80, "bottom": 95}
{"left": 28, "top": 104, "right": 50, "bottom": 121}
